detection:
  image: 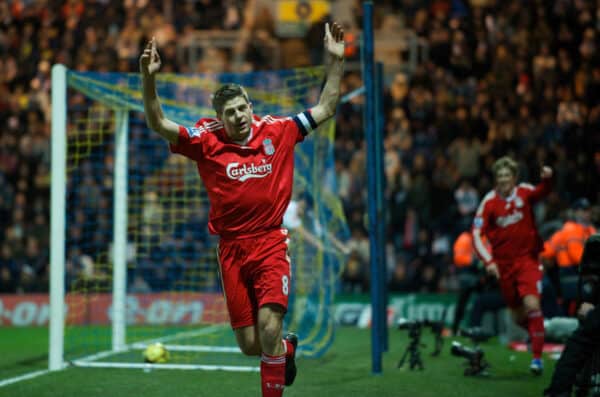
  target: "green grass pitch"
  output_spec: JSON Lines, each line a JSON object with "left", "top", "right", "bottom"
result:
{"left": 0, "top": 326, "right": 554, "bottom": 396}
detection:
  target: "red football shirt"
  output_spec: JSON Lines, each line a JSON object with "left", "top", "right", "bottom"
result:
{"left": 472, "top": 178, "right": 551, "bottom": 265}
{"left": 169, "top": 111, "right": 318, "bottom": 238}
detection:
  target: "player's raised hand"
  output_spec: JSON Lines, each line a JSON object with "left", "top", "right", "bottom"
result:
{"left": 541, "top": 166, "right": 553, "bottom": 179}
{"left": 324, "top": 22, "right": 345, "bottom": 60}
{"left": 140, "top": 37, "right": 162, "bottom": 76}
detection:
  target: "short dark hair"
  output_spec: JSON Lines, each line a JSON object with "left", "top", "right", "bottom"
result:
{"left": 492, "top": 156, "right": 518, "bottom": 178}
{"left": 212, "top": 84, "right": 250, "bottom": 115}
{"left": 572, "top": 197, "right": 591, "bottom": 210}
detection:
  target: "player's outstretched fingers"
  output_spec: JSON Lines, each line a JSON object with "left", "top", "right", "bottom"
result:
{"left": 325, "top": 22, "right": 332, "bottom": 41}
{"left": 151, "top": 36, "right": 156, "bottom": 52}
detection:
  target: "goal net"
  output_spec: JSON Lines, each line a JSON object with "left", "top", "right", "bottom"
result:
{"left": 49, "top": 65, "right": 349, "bottom": 371}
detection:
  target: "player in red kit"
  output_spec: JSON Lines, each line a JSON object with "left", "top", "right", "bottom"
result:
{"left": 140, "top": 23, "right": 345, "bottom": 396}
{"left": 472, "top": 156, "right": 553, "bottom": 375}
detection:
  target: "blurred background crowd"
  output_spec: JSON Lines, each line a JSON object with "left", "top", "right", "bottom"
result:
{"left": 0, "top": 0, "right": 598, "bottom": 298}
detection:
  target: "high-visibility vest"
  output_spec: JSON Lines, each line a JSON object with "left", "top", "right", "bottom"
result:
{"left": 565, "top": 222, "right": 596, "bottom": 264}
{"left": 454, "top": 232, "right": 475, "bottom": 268}
{"left": 542, "top": 221, "right": 597, "bottom": 267}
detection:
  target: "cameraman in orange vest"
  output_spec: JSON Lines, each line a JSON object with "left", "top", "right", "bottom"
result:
{"left": 542, "top": 198, "right": 596, "bottom": 315}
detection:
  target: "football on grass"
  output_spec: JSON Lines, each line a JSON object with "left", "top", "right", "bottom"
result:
{"left": 143, "top": 343, "right": 169, "bottom": 363}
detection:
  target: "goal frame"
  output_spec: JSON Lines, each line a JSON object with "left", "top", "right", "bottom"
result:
{"left": 49, "top": 64, "right": 130, "bottom": 370}
{"left": 48, "top": 64, "right": 258, "bottom": 372}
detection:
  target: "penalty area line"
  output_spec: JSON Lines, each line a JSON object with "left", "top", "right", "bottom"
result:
{"left": 0, "top": 323, "right": 233, "bottom": 387}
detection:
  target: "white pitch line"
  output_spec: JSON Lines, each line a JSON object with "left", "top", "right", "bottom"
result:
{"left": 74, "top": 348, "right": 130, "bottom": 364}
{"left": 72, "top": 361, "right": 259, "bottom": 372}
{"left": 0, "top": 324, "right": 237, "bottom": 388}
{"left": 0, "top": 369, "right": 52, "bottom": 388}
{"left": 75, "top": 324, "right": 227, "bottom": 364}
{"left": 130, "top": 343, "right": 241, "bottom": 353}
{"left": 139, "top": 324, "right": 227, "bottom": 345}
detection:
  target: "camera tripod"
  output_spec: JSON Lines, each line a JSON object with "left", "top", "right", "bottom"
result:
{"left": 429, "top": 320, "right": 444, "bottom": 356}
{"left": 397, "top": 329, "right": 425, "bottom": 370}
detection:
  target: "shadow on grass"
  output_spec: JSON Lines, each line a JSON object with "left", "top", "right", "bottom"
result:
{"left": 0, "top": 353, "right": 48, "bottom": 372}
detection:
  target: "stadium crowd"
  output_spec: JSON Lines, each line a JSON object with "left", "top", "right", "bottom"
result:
{"left": 0, "top": 0, "right": 598, "bottom": 299}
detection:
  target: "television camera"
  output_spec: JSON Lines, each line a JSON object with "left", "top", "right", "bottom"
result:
{"left": 450, "top": 326, "right": 493, "bottom": 376}
{"left": 450, "top": 341, "right": 490, "bottom": 376}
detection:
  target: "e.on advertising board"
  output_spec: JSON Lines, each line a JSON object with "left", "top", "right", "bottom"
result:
{"left": 0, "top": 293, "right": 229, "bottom": 327}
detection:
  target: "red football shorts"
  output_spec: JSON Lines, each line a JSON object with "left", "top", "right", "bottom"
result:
{"left": 217, "top": 228, "right": 291, "bottom": 329}
{"left": 497, "top": 255, "right": 543, "bottom": 308}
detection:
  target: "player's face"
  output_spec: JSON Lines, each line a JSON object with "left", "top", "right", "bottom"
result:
{"left": 220, "top": 96, "right": 253, "bottom": 142}
{"left": 495, "top": 167, "right": 516, "bottom": 197}
{"left": 575, "top": 208, "right": 591, "bottom": 223}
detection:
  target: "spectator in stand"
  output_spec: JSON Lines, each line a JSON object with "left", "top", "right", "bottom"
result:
{"left": 454, "top": 178, "right": 479, "bottom": 232}
{"left": 0, "top": 243, "right": 18, "bottom": 293}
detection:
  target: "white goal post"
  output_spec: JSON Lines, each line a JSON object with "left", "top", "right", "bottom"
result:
{"left": 49, "top": 64, "right": 135, "bottom": 370}
{"left": 49, "top": 63, "right": 67, "bottom": 371}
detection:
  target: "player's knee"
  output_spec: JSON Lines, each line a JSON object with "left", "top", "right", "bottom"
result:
{"left": 523, "top": 295, "right": 541, "bottom": 312}
{"left": 258, "top": 318, "right": 282, "bottom": 343}
{"left": 237, "top": 334, "right": 261, "bottom": 356}
{"left": 234, "top": 327, "right": 261, "bottom": 356}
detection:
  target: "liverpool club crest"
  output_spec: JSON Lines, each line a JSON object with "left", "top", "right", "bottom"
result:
{"left": 263, "top": 138, "right": 275, "bottom": 155}
{"left": 515, "top": 197, "right": 524, "bottom": 208}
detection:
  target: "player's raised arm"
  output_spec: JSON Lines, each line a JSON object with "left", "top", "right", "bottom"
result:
{"left": 310, "top": 22, "right": 345, "bottom": 125}
{"left": 140, "top": 37, "right": 180, "bottom": 145}
{"left": 526, "top": 165, "right": 553, "bottom": 203}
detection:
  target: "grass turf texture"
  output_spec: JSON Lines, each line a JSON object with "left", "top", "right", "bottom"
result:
{"left": 0, "top": 326, "right": 554, "bottom": 397}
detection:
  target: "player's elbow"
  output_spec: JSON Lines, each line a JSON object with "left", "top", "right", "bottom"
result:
{"left": 149, "top": 121, "right": 178, "bottom": 145}
{"left": 145, "top": 114, "right": 161, "bottom": 132}
{"left": 146, "top": 121, "right": 160, "bottom": 134}
{"left": 160, "top": 127, "right": 179, "bottom": 145}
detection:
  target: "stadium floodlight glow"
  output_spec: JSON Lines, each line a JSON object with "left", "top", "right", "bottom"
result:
{"left": 49, "top": 65, "right": 350, "bottom": 371}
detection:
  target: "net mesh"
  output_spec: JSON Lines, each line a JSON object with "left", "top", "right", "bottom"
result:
{"left": 62, "top": 68, "right": 349, "bottom": 366}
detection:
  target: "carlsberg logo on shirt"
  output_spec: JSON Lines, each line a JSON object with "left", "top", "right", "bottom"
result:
{"left": 496, "top": 210, "right": 524, "bottom": 227}
{"left": 226, "top": 159, "right": 273, "bottom": 182}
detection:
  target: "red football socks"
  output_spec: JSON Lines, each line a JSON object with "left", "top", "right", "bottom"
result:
{"left": 527, "top": 309, "right": 544, "bottom": 359}
{"left": 260, "top": 353, "right": 286, "bottom": 397}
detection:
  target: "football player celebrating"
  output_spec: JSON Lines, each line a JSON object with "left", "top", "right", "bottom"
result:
{"left": 472, "top": 156, "right": 552, "bottom": 375}
{"left": 140, "top": 22, "right": 345, "bottom": 396}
